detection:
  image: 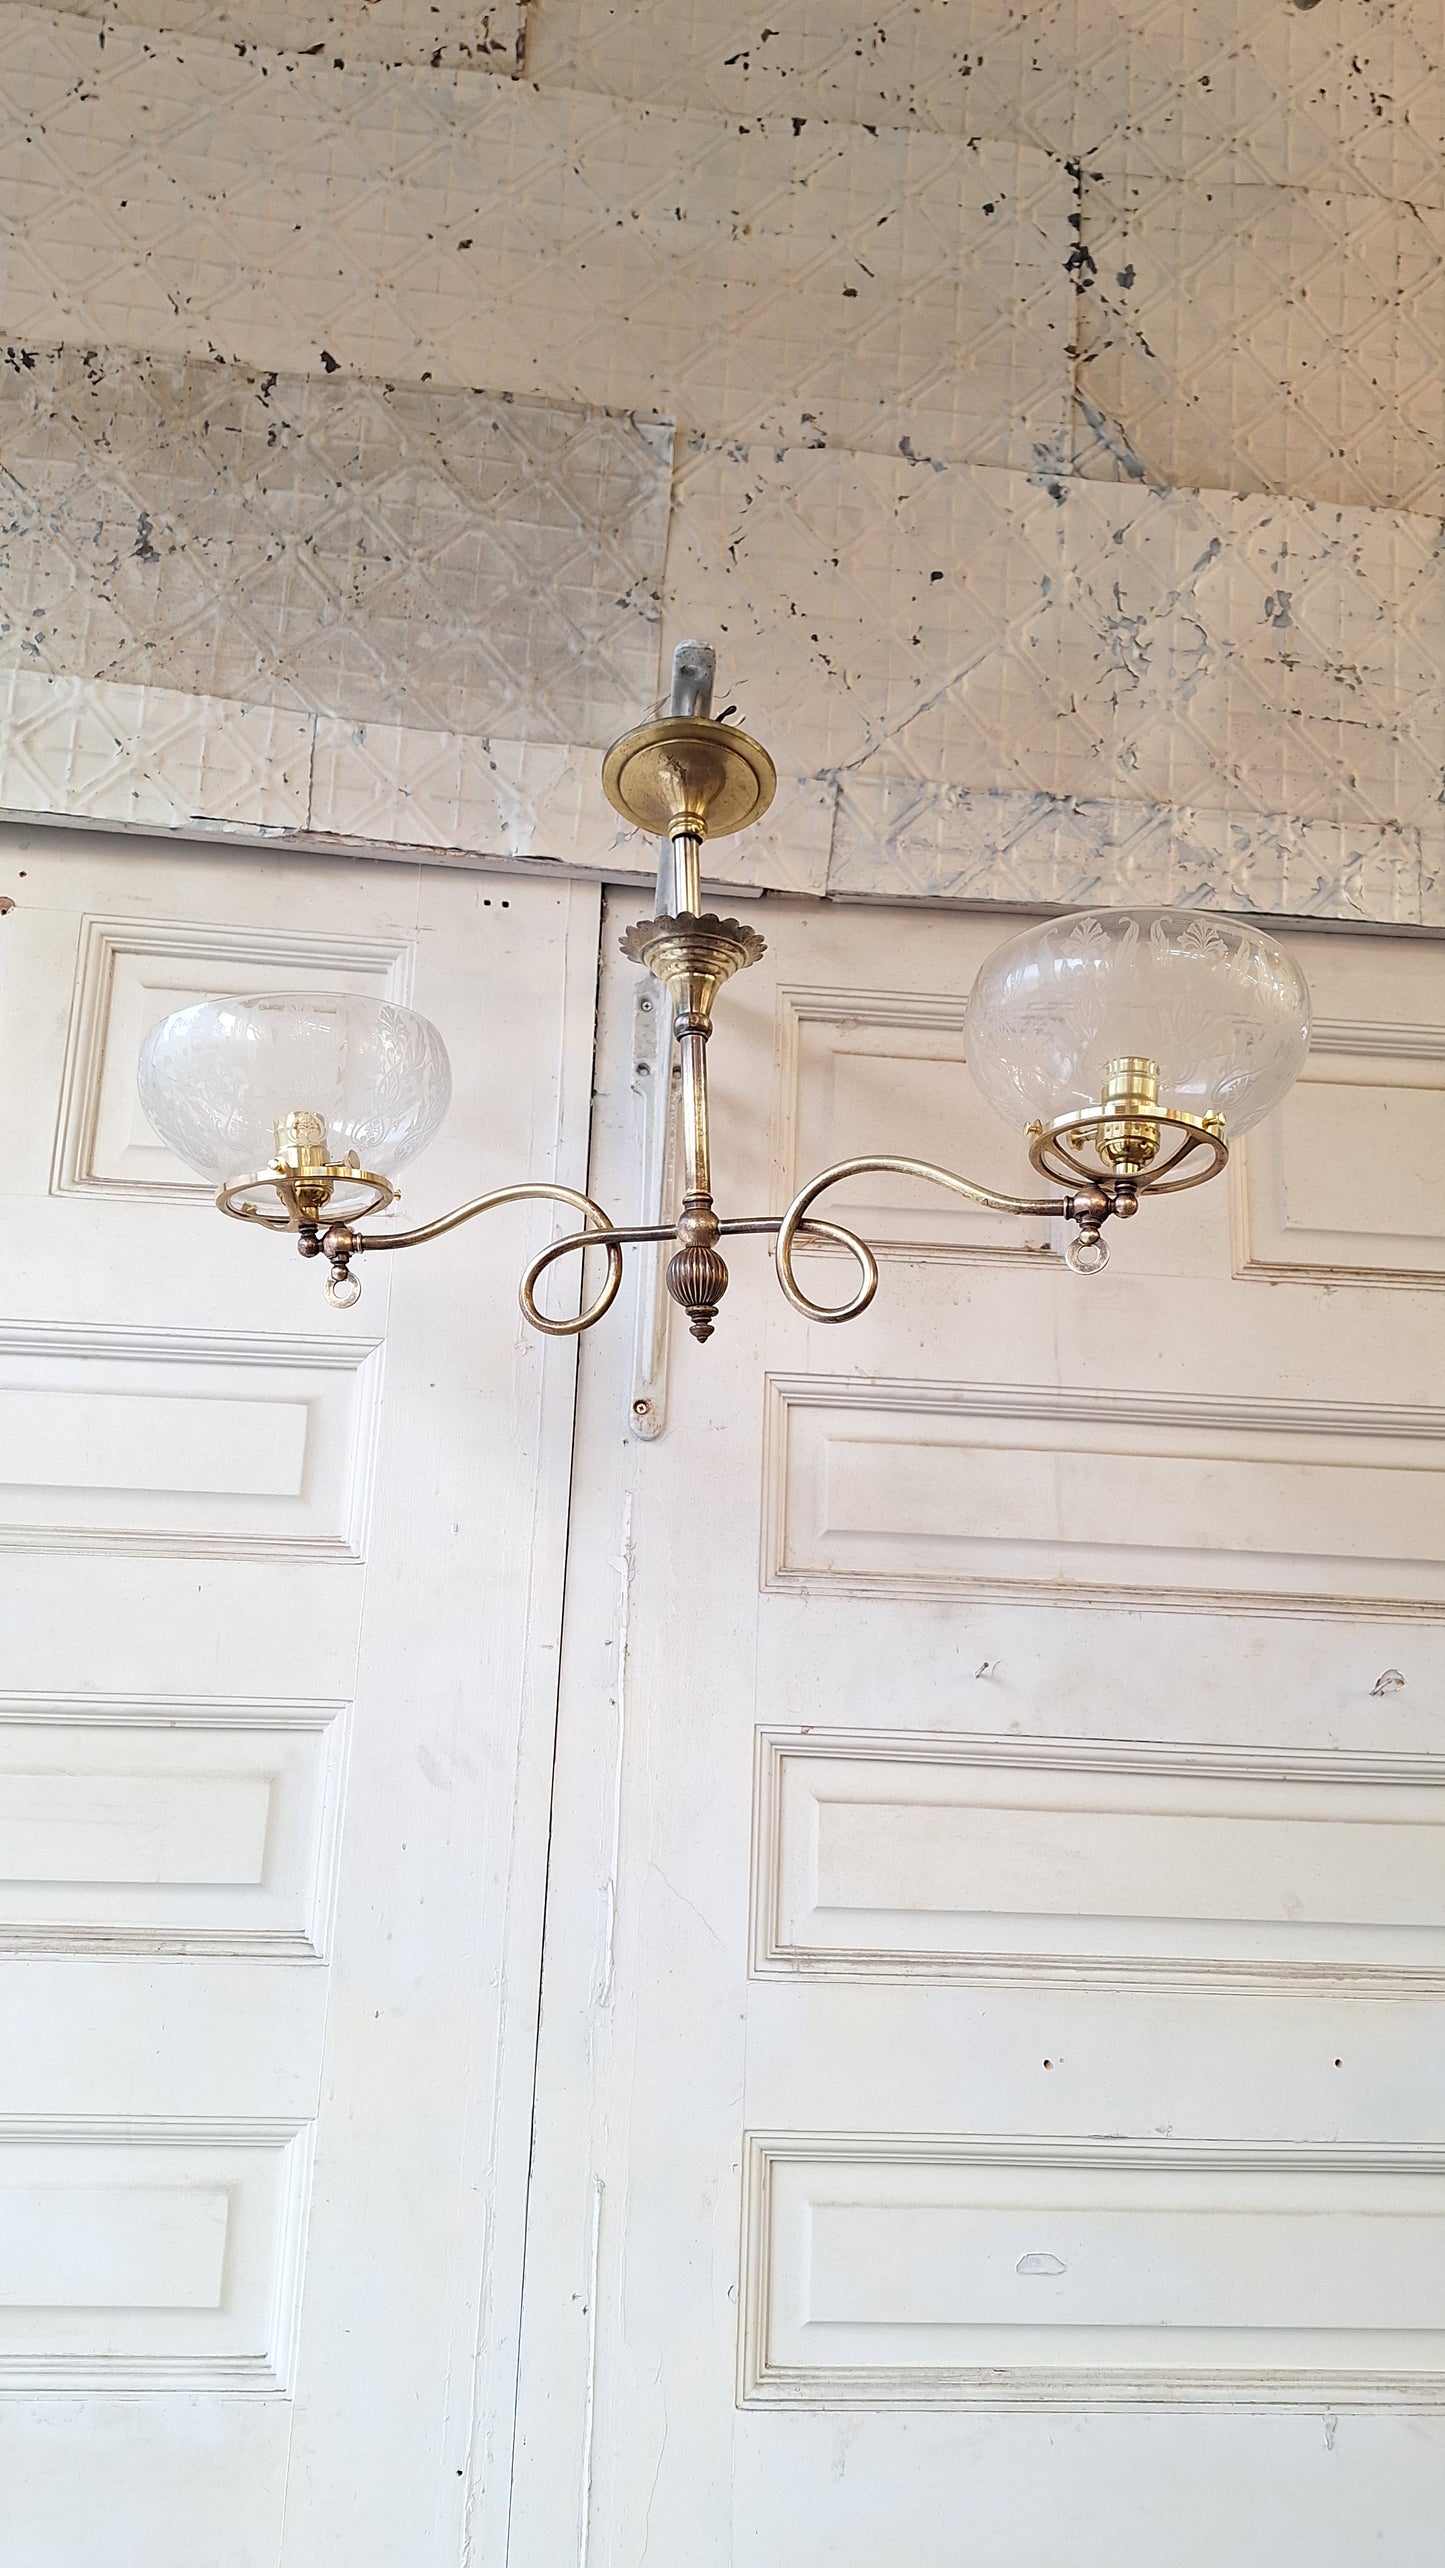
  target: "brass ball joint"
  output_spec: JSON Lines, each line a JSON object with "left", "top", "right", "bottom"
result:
{"left": 139, "top": 641, "right": 1310, "bottom": 1341}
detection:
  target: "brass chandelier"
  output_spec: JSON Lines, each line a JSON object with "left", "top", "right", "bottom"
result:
{"left": 138, "top": 644, "right": 1312, "bottom": 1341}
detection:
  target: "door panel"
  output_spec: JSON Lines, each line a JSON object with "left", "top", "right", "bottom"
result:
{"left": 751, "top": 1725, "right": 1445, "bottom": 1994}
{"left": 514, "top": 895, "right": 1445, "bottom": 2568}
{"left": 0, "top": 827, "right": 598, "bottom": 2568}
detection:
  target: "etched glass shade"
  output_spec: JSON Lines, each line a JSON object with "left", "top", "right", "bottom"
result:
{"left": 138, "top": 992, "right": 452, "bottom": 1211}
{"left": 965, "top": 909, "right": 1310, "bottom": 1136}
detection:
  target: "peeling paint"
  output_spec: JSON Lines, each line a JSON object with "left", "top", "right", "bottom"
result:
{"left": 1076, "top": 172, "right": 1445, "bottom": 511}
{"left": 39, "top": 0, "right": 528, "bottom": 73}
{"left": 528, "top": 0, "right": 1445, "bottom": 205}
{"left": 0, "top": 347, "right": 671, "bottom": 744}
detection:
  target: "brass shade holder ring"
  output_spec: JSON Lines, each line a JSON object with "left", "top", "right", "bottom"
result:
{"left": 216, "top": 1165, "right": 398, "bottom": 1230}
{"left": 1028, "top": 1109, "right": 1228, "bottom": 1196}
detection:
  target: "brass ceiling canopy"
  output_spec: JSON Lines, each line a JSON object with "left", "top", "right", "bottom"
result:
{"left": 137, "top": 639, "right": 1312, "bottom": 1359}
{"left": 602, "top": 713, "right": 775, "bottom": 844}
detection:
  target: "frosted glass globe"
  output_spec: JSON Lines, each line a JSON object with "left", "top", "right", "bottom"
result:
{"left": 138, "top": 992, "right": 452, "bottom": 1210}
{"left": 964, "top": 909, "right": 1310, "bottom": 1137}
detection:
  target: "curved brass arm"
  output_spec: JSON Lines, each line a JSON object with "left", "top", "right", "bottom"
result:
{"left": 305, "top": 1160, "right": 1103, "bottom": 1334}
{"left": 323, "top": 1181, "right": 630, "bottom": 1331}
{"left": 773, "top": 1154, "right": 1074, "bottom": 1321}
{"left": 355, "top": 1181, "right": 620, "bottom": 1254}
{"left": 516, "top": 1210, "right": 883, "bottom": 1335}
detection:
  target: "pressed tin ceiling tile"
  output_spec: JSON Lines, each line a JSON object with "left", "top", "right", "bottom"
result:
{"left": 528, "top": 0, "right": 1445, "bottom": 201}
{"left": 662, "top": 439, "right": 1079, "bottom": 788}
{"left": 0, "top": 3, "right": 1436, "bottom": 932}
{"left": 308, "top": 714, "right": 834, "bottom": 885}
{"left": 1077, "top": 178, "right": 1445, "bottom": 509}
{"left": 1417, "top": 850, "right": 1445, "bottom": 928}
{"left": 666, "top": 444, "right": 1445, "bottom": 832}
{"left": 0, "top": 347, "right": 671, "bottom": 743}
{"left": 309, "top": 720, "right": 605, "bottom": 859}
{"left": 0, "top": 658, "right": 1424, "bottom": 926}
{"left": 19, "top": 0, "right": 528, "bottom": 71}
{"left": 0, "top": 11, "right": 1071, "bottom": 469}
{"left": 0, "top": 668, "right": 313, "bottom": 830}
{"left": 828, "top": 776, "right": 1428, "bottom": 925}
{"left": 828, "top": 779, "right": 1124, "bottom": 909}
{"left": 1058, "top": 482, "right": 1445, "bottom": 827}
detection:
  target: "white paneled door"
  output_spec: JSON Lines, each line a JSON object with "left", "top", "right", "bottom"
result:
{"left": 513, "top": 896, "right": 1445, "bottom": 2566}
{"left": 0, "top": 827, "right": 599, "bottom": 2568}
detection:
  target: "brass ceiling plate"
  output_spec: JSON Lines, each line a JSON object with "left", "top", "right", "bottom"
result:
{"left": 602, "top": 716, "right": 776, "bottom": 840}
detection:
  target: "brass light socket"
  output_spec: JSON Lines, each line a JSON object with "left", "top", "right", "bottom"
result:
{"left": 1098, "top": 1054, "right": 1162, "bottom": 1175}
{"left": 275, "top": 1108, "right": 328, "bottom": 1162}
{"left": 271, "top": 1109, "right": 332, "bottom": 1216}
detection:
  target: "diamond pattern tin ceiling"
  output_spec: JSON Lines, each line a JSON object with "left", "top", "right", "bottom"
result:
{"left": 0, "top": 347, "right": 671, "bottom": 742}
{"left": 26, "top": 0, "right": 527, "bottom": 71}
{"left": 0, "top": 0, "right": 1438, "bottom": 926}
{"left": 530, "top": 0, "right": 1445, "bottom": 199}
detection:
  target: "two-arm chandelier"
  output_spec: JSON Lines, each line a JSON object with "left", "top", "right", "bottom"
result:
{"left": 138, "top": 644, "right": 1312, "bottom": 1340}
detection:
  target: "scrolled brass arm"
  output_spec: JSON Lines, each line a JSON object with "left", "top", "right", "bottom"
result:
{"left": 512, "top": 1209, "right": 883, "bottom": 1334}
{"left": 313, "top": 1181, "right": 632, "bottom": 1327}
{"left": 352, "top": 1181, "right": 618, "bottom": 1255}
{"left": 773, "top": 1153, "right": 1073, "bottom": 1321}
{"left": 296, "top": 1159, "right": 1123, "bottom": 1328}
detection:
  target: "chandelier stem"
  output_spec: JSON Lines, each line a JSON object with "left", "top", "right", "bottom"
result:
{"left": 677, "top": 1023, "right": 711, "bottom": 1200}
{"left": 667, "top": 639, "right": 716, "bottom": 721}
{"left": 670, "top": 826, "right": 704, "bottom": 918}
{"left": 654, "top": 641, "right": 716, "bottom": 914}
{"left": 669, "top": 1012, "right": 728, "bottom": 1338}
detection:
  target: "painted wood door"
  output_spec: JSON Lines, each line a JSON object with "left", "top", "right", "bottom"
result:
{"left": 0, "top": 825, "right": 599, "bottom": 2568}
{"left": 512, "top": 893, "right": 1445, "bottom": 2566}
